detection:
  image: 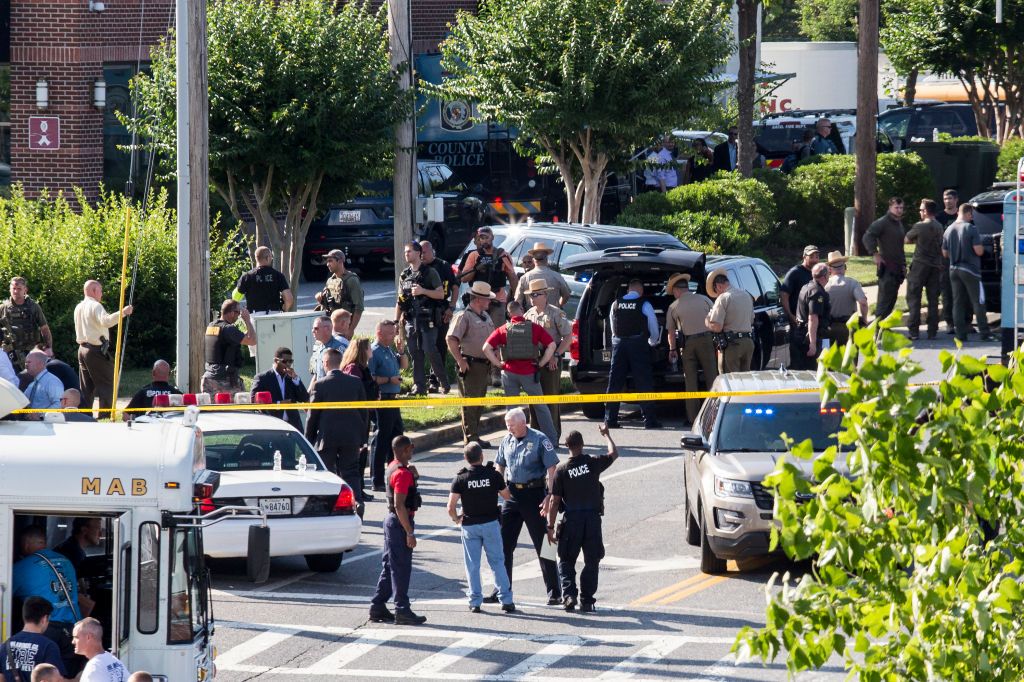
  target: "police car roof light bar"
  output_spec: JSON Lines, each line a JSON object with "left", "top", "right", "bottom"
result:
{"left": 151, "top": 394, "right": 171, "bottom": 408}
{"left": 253, "top": 391, "right": 273, "bottom": 405}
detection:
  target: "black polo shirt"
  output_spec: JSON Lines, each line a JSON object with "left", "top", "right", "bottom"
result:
{"left": 552, "top": 454, "right": 613, "bottom": 512}
{"left": 796, "top": 281, "right": 831, "bottom": 327}
{"left": 236, "top": 265, "right": 290, "bottom": 313}
{"left": 450, "top": 463, "right": 506, "bottom": 526}
{"left": 125, "top": 381, "right": 183, "bottom": 411}
{"left": 781, "top": 264, "right": 813, "bottom": 304}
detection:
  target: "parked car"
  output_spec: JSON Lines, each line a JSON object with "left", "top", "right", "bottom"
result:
{"left": 681, "top": 370, "right": 849, "bottom": 573}
{"left": 755, "top": 109, "right": 893, "bottom": 170}
{"left": 562, "top": 249, "right": 790, "bottom": 419}
{"left": 877, "top": 103, "right": 982, "bottom": 150}
{"left": 302, "top": 161, "right": 487, "bottom": 279}
{"left": 454, "top": 221, "right": 690, "bottom": 318}
{"left": 968, "top": 182, "right": 1012, "bottom": 312}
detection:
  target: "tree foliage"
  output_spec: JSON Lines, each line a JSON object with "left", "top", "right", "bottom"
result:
{"left": 429, "top": 0, "right": 732, "bottom": 224}
{"left": 798, "top": 0, "right": 858, "bottom": 40}
{"left": 129, "top": 0, "right": 405, "bottom": 285}
{"left": 736, "top": 321, "right": 1024, "bottom": 680}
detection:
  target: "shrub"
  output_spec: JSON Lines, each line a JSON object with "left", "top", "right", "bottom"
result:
{"left": 616, "top": 209, "right": 747, "bottom": 253}
{"left": 0, "top": 186, "right": 247, "bottom": 367}
{"left": 621, "top": 190, "right": 673, "bottom": 219}
{"left": 665, "top": 173, "right": 777, "bottom": 240}
{"left": 997, "top": 138, "right": 1024, "bottom": 182}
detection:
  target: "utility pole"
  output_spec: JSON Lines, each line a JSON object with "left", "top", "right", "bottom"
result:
{"left": 389, "top": 0, "right": 415, "bottom": 287}
{"left": 853, "top": 0, "right": 879, "bottom": 256}
{"left": 175, "top": 0, "right": 211, "bottom": 391}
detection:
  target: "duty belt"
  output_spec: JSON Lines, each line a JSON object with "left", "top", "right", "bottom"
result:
{"left": 510, "top": 478, "right": 545, "bottom": 490}
{"left": 725, "top": 331, "right": 753, "bottom": 340}
{"left": 379, "top": 393, "right": 400, "bottom": 400}
{"left": 464, "top": 355, "right": 488, "bottom": 364}
{"left": 684, "top": 331, "right": 711, "bottom": 340}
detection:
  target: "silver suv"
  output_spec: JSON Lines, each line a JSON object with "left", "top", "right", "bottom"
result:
{"left": 681, "top": 370, "right": 848, "bottom": 574}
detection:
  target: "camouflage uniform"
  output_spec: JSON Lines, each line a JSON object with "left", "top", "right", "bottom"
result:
{"left": 0, "top": 297, "right": 48, "bottom": 371}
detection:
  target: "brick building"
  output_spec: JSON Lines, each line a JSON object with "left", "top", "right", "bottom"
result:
{"left": 0, "top": 0, "right": 473, "bottom": 198}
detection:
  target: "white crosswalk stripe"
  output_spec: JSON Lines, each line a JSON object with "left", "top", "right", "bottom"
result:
{"left": 492, "top": 637, "right": 582, "bottom": 679}
{"left": 405, "top": 634, "right": 499, "bottom": 675}
{"left": 307, "top": 632, "right": 398, "bottom": 674}
{"left": 596, "top": 636, "right": 690, "bottom": 679}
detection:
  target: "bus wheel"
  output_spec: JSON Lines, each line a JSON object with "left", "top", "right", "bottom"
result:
{"left": 305, "top": 553, "right": 344, "bottom": 572}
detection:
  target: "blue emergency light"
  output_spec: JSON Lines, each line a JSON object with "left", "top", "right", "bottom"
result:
{"left": 743, "top": 407, "right": 774, "bottom": 416}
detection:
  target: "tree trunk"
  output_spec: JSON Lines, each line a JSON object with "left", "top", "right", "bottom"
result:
{"left": 853, "top": 0, "right": 878, "bottom": 256}
{"left": 903, "top": 68, "right": 918, "bottom": 106}
{"left": 736, "top": 0, "right": 758, "bottom": 178}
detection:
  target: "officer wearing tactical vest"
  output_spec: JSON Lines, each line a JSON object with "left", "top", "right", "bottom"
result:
{"left": 665, "top": 273, "right": 717, "bottom": 425}
{"left": 201, "top": 300, "right": 256, "bottom": 394}
{"left": 395, "top": 241, "right": 449, "bottom": 395}
{"left": 1, "top": 277, "right": 52, "bottom": 372}
{"left": 446, "top": 282, "right": 498, "bottom": 448}
{"left": 704, "top": 269, "right": 755, "bottom": 373}
{"left": 604, "top": 278, "right": 662, "bottom": 430}
{"left": 484, "top": 408, "right": 562, "bottom": 606}
{"left": 524, "top": 279, "right": 573, "bottom": 437}
{"left": 482, "top": 301, "right": 558, "bottom": 444}
{"left": 369, "top": 435, "right": 427, "bottom": 626}
{"left": 546, "top": 424, "right": 618, "bottom": 612}
{"left": 459, "top": 226, "right": 519, "bottom": 328}
{"left": 315, "top": 249, "right": 364, "bottom": 337}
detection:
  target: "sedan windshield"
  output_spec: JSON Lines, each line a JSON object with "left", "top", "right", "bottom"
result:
{"left": 717, "top": 402, "right": 843, "bottom": 452}
{"left": 202, "top": 430, "right": 323, "bottom": 471}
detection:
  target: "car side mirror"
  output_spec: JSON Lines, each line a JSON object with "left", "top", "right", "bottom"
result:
{"left": 681, "top": 434, "right": 708, "bottom": 451}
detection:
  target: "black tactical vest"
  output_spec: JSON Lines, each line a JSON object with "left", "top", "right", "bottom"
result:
{"left": 474, "top": 247, "right": 508, "bottom": 290}
{"left": 386, "top": 462, "right": 422, "bottom": 513}
{"left": 611, "top": 296, "right": 647, "bottom": 338}
{"left": 204, "top": 319, "right": 242, "bottom": 372}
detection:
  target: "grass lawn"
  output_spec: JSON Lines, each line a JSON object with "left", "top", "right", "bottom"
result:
{"left": 835, "top": 244, "right": 917, "bottom": 289}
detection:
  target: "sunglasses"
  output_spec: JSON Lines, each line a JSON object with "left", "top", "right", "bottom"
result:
{"left": 276, "top": 358, "right": 294, "bottom": 365}
{"left": 529, "top": 292, "right": 546, "bottom": 298}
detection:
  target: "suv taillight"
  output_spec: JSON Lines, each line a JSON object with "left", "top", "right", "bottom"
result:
{"left": 199, "top": 498, "right": 216, "bottom": 514}
{"left": 570, "top": 319, "right": 580, "bottom": 361}
{"left": 333, "top": 484, "right": 355, "bottom": 513}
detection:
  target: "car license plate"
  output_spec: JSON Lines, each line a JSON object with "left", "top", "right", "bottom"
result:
{"left": 259, "top": 498, "right": 291, "bottom": 516}
{"left": 601, "top": 350, "right": 611, "bottom": 362}
{"left": 337, "top": 210, "right": 361, "bottom": 223}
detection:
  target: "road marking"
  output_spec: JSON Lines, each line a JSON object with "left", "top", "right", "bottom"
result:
{"left": 690, "top": 652, "right": 738, "bottom": 682}
{"left": 601, "top": 455, "right": 682, "bottom": 482}
{"left": 630, "top": 573, "right": 709, "bottom": 605}
{"left": 255, "top": 571, "right": 314, "bottom": 593}
{"left": 343, "top": 524, "right": 458, "bottom": 564}
{"left": 493, "top": 636, "right": 581, "bottom": 679}
{"left": 405, "top": 634, "right": 498, "bottom": 675}
{"left": 213, "top": 628, "right": 297, "bottom": 667}
{"left": 656, "top": 575, "right": 728, "bottom": 605}
{"left": 596, "top": 636, "right": 688, "bottom": 679}
{"left": 306, "top": 632, "right": 396, "bottom": 673}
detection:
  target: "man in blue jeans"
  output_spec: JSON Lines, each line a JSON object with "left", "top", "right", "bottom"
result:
{"left": 369, "top": 320, "right": 408, "bottom": 491}
{"left": 447, "top": 442, "right": 515, "bottom": 613}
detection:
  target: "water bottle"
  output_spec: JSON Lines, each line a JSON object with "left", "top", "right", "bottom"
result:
{"left": 932, "top": 127, "right": 940, "bottom": 142}
{"left": 297, "top": 454, "right": 307, "bottom": 473}
{"left": 273, "top": 450, "right": 282, "bottom": 472}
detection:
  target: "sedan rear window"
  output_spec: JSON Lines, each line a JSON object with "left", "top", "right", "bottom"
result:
{"left": 203, "top": 430, "right": 323, "bottom": 471}
{"left": 717, "top": 402, "right": 843, "bottom": 452}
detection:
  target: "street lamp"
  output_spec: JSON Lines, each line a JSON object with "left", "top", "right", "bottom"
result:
{"left": 35, "top": 80, "right": 48, "bottom": 110}
{"left": 93, "top": 80, "right": 106, "bottom": 109}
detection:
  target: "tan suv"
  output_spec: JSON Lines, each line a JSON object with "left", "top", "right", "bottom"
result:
{"left": 681, "top": 370, "right": 848, "bottom": 574}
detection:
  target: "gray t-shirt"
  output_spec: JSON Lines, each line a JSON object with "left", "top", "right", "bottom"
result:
{"left": 942, "top": 221, "right": 982, "bottom": 277}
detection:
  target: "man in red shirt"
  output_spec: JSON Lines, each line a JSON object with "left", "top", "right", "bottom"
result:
{"left": 369, "top": 435, "right": 427, "bottom": 625}
{"left": 482, "top": 301, "right": 558, "bottom": 443}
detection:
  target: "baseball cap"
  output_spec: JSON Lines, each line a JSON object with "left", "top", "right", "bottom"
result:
{"left": 325, "top": 249, "right": 345, "bottom": 260}
{"left": 803, "top": 245, "right": 820, "bottom": 257}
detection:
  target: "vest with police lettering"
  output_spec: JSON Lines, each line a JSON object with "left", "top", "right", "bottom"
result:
{"left": 500, "top": 320, "right": 539, "bottom": 362}
{"left": 611, "top": 296, "right": 647, "bottom": 338}
{"left": 204, "top": 319, "right": 242, "bottom": 375}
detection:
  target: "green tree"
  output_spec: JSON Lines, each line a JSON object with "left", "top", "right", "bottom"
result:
{"left": 129, "top": 0, "right": 405, "bottom": 286}
{"left": 798, "top": 0, "right": 858, "bottom": 40}
{"left": 735, "top": 322, "right": 1024, "bottom": 679}
{"left": 762, "top": 0, "right": 803, "bottom": 41}
{"left": 429, "top": 0, "right": 732, "bottom": 224}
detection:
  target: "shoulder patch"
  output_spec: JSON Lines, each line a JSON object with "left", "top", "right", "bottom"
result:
{"left": 542, "top": 438, "right": 554, "bottom": 452}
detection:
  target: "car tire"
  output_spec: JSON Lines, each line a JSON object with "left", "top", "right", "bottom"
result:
{"left": 698, "top": 501, "right": 727, "bottom": 574}
{"left": 684, "top": 486, "right": 700, "bottom": 547}
{"left": 305, "top": 552, "right": 344, "bottom": 572}
{"left": 581, "top": 402, "right": 605, "bottom": 420}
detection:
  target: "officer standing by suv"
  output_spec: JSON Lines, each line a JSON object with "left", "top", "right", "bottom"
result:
{"left": 421, "top": 240, "right": 459, "bottom": 392}
{"left": 665, "top": 273, "right": 716, "bottom": 425}
{"left": 524, "top": 280, "right": 572, "bottom": 437}
{"left": 396, "top": 241, "right": 449, "bottom": 395}
{"left": 780, "top": 246, "right": 818, "bottom": 366}
{"left": 705, "top": 269, "right": 755, "bottom": 373}
{"left": 459, "top": 226, "right": 519, "bottom": 328}
{"left": 604, "top": 279, "right": 662, "bottom": 430}
{"left": 315, "top": 249, "right": 364, "bottom": 337}
{"left": 793, "top": 263, "right": 831, "bottom": 369}
{"left": 446, "top": 282, "right": 497, "bottom": 448}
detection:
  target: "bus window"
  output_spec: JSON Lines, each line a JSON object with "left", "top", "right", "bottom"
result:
{"left": 137, "top": 522, "right": 159, "bottom": 634}
{"left": 168, "top": 528, "right": 206, "bottom": 643}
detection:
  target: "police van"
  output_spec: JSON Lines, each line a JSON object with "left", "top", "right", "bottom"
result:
{"left": 0, "top": 380, "right": 268, "bottom": 681}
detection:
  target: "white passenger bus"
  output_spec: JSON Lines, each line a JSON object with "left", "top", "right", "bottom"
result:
{"left": 0, "top": 380, "right": 267, "bottom": 681}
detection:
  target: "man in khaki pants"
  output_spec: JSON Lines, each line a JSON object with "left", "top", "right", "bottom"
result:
{"left": 666, "top": 273, "right": 716, "bottom": 424}
{"left": 447, "top": 282, "right": 497, "bottom": 448}
{"left": 524, "top": 280, "right": 572, "bottom": 438}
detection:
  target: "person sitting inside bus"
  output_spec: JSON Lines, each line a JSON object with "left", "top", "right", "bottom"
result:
{"left": 12, "top": 526, "right": 94, "bottom": 677}
{"left": 0, "top": 596, "right": 68, "bottom": 681}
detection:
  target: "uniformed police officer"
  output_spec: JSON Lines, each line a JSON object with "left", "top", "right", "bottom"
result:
{"left": 524, "top": 280, "right": 572, "bottom": 436}
{"left": 369, "top": 435, "right": 427, "bottom": 625}
{"left": 862, "top": 197, "right": 907, "bottom": 321}
{"left": 665, "top": 273, "right": 716, "bottom": 425}
{"left": 201, "top": 300, "right": 256, "bottom": 394}
{"left": 446, "top": 282, "right": 498, "bottom": 448}
{"left": 232, "top": 246, "right": 294, "bottom": 314}
{"left": 459, "top": 226, "right": 519, "bottom": 328}
{"left": 395, "top": 241, "right": 449, "bottom": 395}
{"left": 514, "top": 242, "right": 571, "bottom": 309}
{"left": 780, "top": 246, "right": 818, "bottom": 368}
{"left": 447, "top": 442, "right": 515, "bottom": 613}
{"left": 793, "top": 263, "right": 831, "bottom": 369}
{"left": 483, "top": 408, "right": 562, "bottom": 606}
{"left": 824, "top": 251, "right": 868, "bottom": 346}
{"left": 1, "top": 277, "right": 52, "bottom": 371}
{"left": 604, "top": 278, "right": 662, "bottom": 430}
{"left": 904, "top": 199, "right": 945, "bottom": 340}
{"left": 315, "top": 249, "right": 365, "bottom": 337}
{"left": 546, "top": 424, "right": 618, "bottom": 612}
{"left": 421, "top": 240, "right": 460, "bottom": 392}
{"left": 704, "top": 270, "right": 755, "bottom": 373}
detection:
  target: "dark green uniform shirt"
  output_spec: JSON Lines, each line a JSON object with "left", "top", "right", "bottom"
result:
{"left": 905, "top": 219, "right": 945, "bottom": 269}
{"left": 863, "top": 213, "right": 906, "bottom": 263}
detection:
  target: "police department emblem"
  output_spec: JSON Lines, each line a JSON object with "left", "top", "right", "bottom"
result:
{"left": 440, "top": 99, "right": 474, "bottom": 132}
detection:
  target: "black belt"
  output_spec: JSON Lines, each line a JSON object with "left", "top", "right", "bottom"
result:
{"left": 79, "top": 342, "right": 102, "bottom": 350}
{"left": 510, "top": 478, "right": 545, "bottom": 490}
{"left": 725, "top": 331, "right": 753, "bottom": 339}
{"left": 464, "top": 355, "right": 487, "bottom": 364}
{"left": 684, "top": 332, "right": 711, "bottom": 340}
{"left": 379, "top": 393, "right": 400, "bottom": 400}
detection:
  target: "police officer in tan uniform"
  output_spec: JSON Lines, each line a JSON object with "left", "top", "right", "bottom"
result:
{"left": 824, "top": 251, "right": 868, "bottom": 346}
{"left": 514, "top": 243, "right": 571, "bottom": 309}
{"left": 524, "top": 279, "right": 572, "bottom": 436}
{"left": 446, "top": 282, "right": 498, "bottom": 448}
{"left": 704, "top": 269, "right": 755, "bottom": 373}
{"left": 665, "top": 273, "right": 716, "bottom": 424}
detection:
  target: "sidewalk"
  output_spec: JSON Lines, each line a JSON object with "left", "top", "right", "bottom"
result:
{"left": 861, "top": 282, "right": 1001, "bottom": 332}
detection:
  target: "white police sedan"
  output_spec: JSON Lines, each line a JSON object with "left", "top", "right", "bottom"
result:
{"left": 140, "top": 407, "right": 362, "bottom": 572}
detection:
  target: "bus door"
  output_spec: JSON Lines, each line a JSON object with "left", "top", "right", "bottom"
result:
{"left": 111, "top": 513, "right": 131, "bottom": 658}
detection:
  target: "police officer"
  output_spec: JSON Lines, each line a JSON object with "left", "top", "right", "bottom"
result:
{"left": 201, "top": 300, "right": 256, "bottom": 394}
{"left": 446, "top": 442, "right": 515, "bottom": 613}
{"left": 904, "top": 199, "right": 945, "bottom": 340}
{"left": 546, "top": 424, "right": 618, "bottom": 612}
{"left": 824, "top": 251, "right": 868, "bottom": 347}
{"left": 446, "top": 282, "right": 497, "bottom": 448}
{"left": 459, "top": 226, "right": 518, "bottom": 328}
{"left": 704, "top": 269, "right": 755, "bottom": 373}
{"left": 421, "top": 240, "right": 459, "bottom": 392}
{"left": 73, "top": 280, "right": 133, "bottom": 414}
{"left": 514, "top": 242, "right": 571, "bottom": 309}
{"left": 315, "top": 249, "right": 365, "bottom": 337}
{"left": 484, "top": 408, "right": 561, "bottom": 606}
{"left": 793, "top": 263, "right": 831, "bottom": 369}
{"left": 395, "top": 241, "right": 449, "bottom": 395}
{"left": 232, "top": 246, "right": 294, "bottom": 314}
{"left": 780, "top": 246, "right": 818, "bottom": 367}
{"left": 369, "top": 435, "right": 427, "bottom": 625}
{"left": 862, "top": 197, "right": 907, "bottom": 321}
{"left": 665, "top": 273, "right": 716, "bottom": 425}
{"left": 523, "top": 280, "right": 572, "bottom": 436}
{"left": 1, "top": 277, "right": 52, "bottom": 372}
{"left": 604, "top": 278, "right": 662, "bottom": 430}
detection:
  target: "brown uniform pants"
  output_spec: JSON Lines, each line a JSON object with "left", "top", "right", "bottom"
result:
{"left": 458, "top": 358, "right": 490, "bottom": 443}
{"left": 828, "top": 319, "right": 850, "bottom": 347}
{"left": 719, "top": 337, "right": 754, "bottom": 374}
{"left": 680, "top": 335, "right": 717, "bottom": 423}
{"left": 78, "top": 345, "right": 114, "bottom": 414}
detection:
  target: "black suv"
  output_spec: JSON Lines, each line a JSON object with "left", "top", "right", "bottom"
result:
{"left": 878, "top": 103, "right": 981, "bottom": 150}
{"left": 562, "top": 248, "right": 790, "bottom": 419}
{"left": 968, "top": 183, "right": 1012, "bottom": 313}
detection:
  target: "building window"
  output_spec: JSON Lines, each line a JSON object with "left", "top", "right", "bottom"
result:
{"left": 104, "top": 63, "right": 150, "bottom": 196}
{"left": 0, "top": 64, "right": 10, "bottom": 188}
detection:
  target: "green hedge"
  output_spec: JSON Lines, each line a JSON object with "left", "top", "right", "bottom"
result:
{"left": 616, "top": 210, "right": 747, "bottom": 253}
{"left": 664, "top": 174, "right": 777, "bottom": 240}
{"left": 0, "top": 187, "right": 246, "bottom": 367}
{"left": 997, "top": 138, "right": 1024, "bottom": 182}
